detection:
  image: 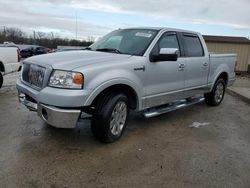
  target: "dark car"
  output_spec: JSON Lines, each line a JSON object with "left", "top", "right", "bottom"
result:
{"left": 20, "top": 46, "right": 50, "bottom": 58}
{"left": 20, "top": 47, "right": 33, "bottom": 58}
{"left": 33, "top": 46, "right": 50, "bottom": 55}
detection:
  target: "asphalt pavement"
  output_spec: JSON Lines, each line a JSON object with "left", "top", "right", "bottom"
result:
{"left": 1, "top": 72, "right": 250, "bottom": 188}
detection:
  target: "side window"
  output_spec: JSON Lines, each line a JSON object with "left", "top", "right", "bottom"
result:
{"left": 151, "top": 33, "right": 180, "bottom": 56}
{"left": 183, "top": 35, "right": 204, "bottom": 57}
{"left": 159, "top": 34, "right": 180, "bottom": 50}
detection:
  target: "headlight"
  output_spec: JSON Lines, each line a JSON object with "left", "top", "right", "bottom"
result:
{"left": 49, "top": 70, "right": 84, "bottom": 89}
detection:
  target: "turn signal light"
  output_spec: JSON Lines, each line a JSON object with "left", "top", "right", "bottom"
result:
{"left": 73, "top": 73, "right": 84, "bottom": 85}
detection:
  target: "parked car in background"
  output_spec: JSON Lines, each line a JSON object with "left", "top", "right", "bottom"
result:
{"left": 3, "top": 41, "right": 16, "bottom": 46}
{"left": 0, "top": 46, "right": 21, "bottom": 88}
{"left": 17, "top": 27, "right": 237, "bottom": 142}
{"left": 20, "top": 46, "right": 51, "bottom": 58}
{"left": 20, "top": 47, "right": 33, "bottom": 58}
{"left": 33, "top": 46, "right": 51, "bottom": 55}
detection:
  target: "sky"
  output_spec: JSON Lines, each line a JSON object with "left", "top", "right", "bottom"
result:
{"left": 0, "top": 0, "right": 250, "bottom": 40}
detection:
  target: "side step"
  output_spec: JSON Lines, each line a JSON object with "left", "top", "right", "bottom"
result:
{"left": 143, "top": 97, "right": 204, "bottom": 118}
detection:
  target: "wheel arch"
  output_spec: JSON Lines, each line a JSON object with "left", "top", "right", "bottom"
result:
{"left": 85, "top": 81, "right": 141, "bottom": 110}
{"left": 215, "top": 72, "right": 228, "bottom": 86}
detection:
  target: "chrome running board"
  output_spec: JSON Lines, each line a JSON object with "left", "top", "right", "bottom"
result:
{"left": 143, "top": 97, "right": 204, "bottom": 118}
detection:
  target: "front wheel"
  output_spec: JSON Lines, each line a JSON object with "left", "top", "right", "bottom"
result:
{"left": 204, "top": 78, "right": 226, "bottom": 106}
{"left": 0, "top": 72, "right": 3, "bottom": 89}
{"left": 91, "top": 93, "right": 129, "bottom": 143}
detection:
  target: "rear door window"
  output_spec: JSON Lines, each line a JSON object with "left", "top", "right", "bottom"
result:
{"left": 182, "top": 34, "right": 204, "bottom": 57}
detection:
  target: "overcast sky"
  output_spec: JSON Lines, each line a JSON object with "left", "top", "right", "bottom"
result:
{"left": 0, "top": 0, "right": 250, "bottom": 40}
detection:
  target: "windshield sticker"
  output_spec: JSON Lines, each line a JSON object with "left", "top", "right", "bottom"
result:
{"left": 135, "top": 32, "right": 152, "bottom": 38}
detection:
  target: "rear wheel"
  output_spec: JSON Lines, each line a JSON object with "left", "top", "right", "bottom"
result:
{"left": 0, "top": 72, "right": 3, "bottom": 88}
{"left": 204, "top": 78, "right": 226, "bottom": 106}
{"left": 91, "top": 93, "right": 129, "bottom": 143}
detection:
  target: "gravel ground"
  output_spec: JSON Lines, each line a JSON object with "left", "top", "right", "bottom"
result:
{"left": 1, "top": 73, "right": 250, "bottom": 188}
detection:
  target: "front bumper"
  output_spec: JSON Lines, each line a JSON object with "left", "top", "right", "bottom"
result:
{"left": 18, "top": 92, "right": 81, "bottom": 128}
{"left": 16, "top": 77, "right": 93, "bottom": 128}
{"left": 16, "top": 78, "right": 91, "bottom": 107}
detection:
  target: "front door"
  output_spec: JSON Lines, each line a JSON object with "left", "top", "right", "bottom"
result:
{"left": 145, "top": 32, "right": 185, "bottom": 108}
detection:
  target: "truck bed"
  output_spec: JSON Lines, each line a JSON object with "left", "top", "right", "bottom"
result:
{"left": 208, "top": 53, "right": 237, "bottom": 87}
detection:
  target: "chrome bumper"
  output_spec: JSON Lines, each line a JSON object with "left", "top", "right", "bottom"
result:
{"left": 18, "top": 92, "right": 81, "bottom": 128}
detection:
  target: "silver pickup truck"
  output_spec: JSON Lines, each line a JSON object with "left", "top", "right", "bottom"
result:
{"left": 17, "top": 27, "right": 237, "bottom": 142}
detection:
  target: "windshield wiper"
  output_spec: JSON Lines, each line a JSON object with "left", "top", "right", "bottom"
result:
{"left": 96, "top": 48, "right": 122, "bottom": 54}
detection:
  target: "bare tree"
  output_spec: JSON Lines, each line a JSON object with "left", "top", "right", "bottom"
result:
{"left": 0, "top": 26, "right": 93, "bottom": 48}
{"left": 87, "top": 36, "right": 95, "bottom": 42}
{"left": 36, "top": 31, "right": 46, "bottom": 40}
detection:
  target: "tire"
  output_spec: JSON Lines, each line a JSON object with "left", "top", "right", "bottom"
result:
{"left": 204, "top": 78, "right": 226, "bottom": 106}
{"left": 91, "top": 93, "right": 129, "bottom": 143}
{"left": 0, "top": 72, "right": 3, "bottom": 89}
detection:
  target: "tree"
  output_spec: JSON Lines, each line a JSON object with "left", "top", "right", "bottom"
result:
{"left": 0, "top": 26, "right": 93, "bottom": 48}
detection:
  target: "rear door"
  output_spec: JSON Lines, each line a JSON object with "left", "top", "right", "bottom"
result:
{"left": 181, "top": 33, "right": 209, "bottom": 96}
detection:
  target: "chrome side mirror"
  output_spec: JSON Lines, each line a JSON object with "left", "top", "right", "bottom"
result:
{"left": 150, "top": 48, "right": 179, "bottom": 62}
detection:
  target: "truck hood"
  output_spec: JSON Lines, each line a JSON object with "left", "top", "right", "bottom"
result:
{"left": 25, "top": 50, "right": 132, "bottom": 70}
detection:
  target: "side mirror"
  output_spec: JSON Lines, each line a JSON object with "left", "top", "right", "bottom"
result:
{"left": 150, "top": 48, "right": 179, "bottom": 62}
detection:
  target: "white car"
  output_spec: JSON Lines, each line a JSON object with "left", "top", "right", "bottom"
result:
{"left": 3, "top": 41, "right": 16, "bottom": 46}
{"left": 0, "top": 46, "right": 21, "bottom": 88}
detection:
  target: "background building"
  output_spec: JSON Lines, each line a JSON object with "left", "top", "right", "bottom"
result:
{"left": 204, "top": 35, "right": 250, "bottom": 72}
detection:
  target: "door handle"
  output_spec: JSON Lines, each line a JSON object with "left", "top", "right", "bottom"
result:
{"left": 178, "top": 63, "right": 185, "bottom": 71}
{"left": 134, "top": 65, "right": 145, "bottom": 72}
{"left": 203, "top": 62, "right": 208, "bottom": 67}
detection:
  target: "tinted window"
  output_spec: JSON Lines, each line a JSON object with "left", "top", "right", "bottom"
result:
{"left": 183, "top": 35, "right": 204, "bottom": 57}
{"left": 151, "top": 33, "right": 180, "bottom": 56}
{"left": 159, "top": 34, "right": 180, "bottom": 50}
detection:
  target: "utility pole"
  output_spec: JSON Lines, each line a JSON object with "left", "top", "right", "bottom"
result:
{"left": 75, "top": 11, "right": 78, "bottom": 40}
{"left": 33, "top": 31, "right": 36, "bottom": 45}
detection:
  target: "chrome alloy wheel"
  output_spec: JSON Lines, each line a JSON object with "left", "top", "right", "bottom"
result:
{"left": 214, "top": 82, "right": 224, "bottom": 103}
{"left": 110, "top": 101, "right": 127, "bottom": 136}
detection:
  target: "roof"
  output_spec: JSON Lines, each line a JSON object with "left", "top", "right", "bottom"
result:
{"left": 121, "top": 27, "right": 200, "bottom": 35}
{"left": 203, "top": 35, "right": 250, "bottom": 44}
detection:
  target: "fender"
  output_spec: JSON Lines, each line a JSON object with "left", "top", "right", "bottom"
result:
{"left": 84, "top": 78, "right": 142, "bottom": 110}
{"left": 79, "top": 63, "right": 145, "bottom": 110}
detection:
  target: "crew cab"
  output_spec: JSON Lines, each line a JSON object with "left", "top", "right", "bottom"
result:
{"left": 0, "top": 46, "right": 21, "bottom": 88}
{"left": 16, "top": 27, "right": 237, "bottom": 142}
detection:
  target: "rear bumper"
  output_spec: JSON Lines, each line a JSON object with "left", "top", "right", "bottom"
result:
{"left": 18, "top": 91, "right": 81, "bottom": 128}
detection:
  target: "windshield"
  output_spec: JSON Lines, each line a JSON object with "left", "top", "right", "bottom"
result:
{"left": 90, "top": 29, "right": 158, "bottom": 56}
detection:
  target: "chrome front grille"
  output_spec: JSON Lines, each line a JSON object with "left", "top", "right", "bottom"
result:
{"left": 22, "top": 63, "right": 46, "bottom": 89}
